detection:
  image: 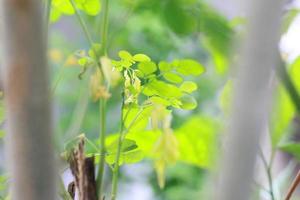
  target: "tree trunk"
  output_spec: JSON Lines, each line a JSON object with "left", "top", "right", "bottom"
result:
{"left": 0, "top": 1, "right": 56, "bottom": 200}
{"left": 215, "top": 0, "right": 283, "bottom": 200}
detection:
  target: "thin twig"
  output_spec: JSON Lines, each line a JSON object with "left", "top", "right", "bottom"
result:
{"left": 258, "top": 147, "right": 275, "bottom": 200}
{"left": 285, "top": 170, "right": 300, "bottom": 200}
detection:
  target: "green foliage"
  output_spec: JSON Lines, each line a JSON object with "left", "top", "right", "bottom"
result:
{"left": 162, "top": 0, "right": 197, "bottom": 35}
{"left": 105, "top": 115, "right": 220, "bottom": 169}
{"left": 176, "top": 116, "right": 220, "bottom": 168}
{"left": 180, "top": 81, "right": 198, "bottom": 93}
{"left": 50, "top": 0, "right": 101, "bottom": 23}
{"left": 105, "top": 139, "right": 144, "bottom": 165}
{"left": 280, "top": 142, "right": 300, "bottom": 160}
{"left": 270, "top": 86, "right": 294, "bottom": 147}
{"left": 270, "top": 57, "right": 300, "bottom": 147}
{"left": 112, "top": 50, "right": 204, "bottom": 111}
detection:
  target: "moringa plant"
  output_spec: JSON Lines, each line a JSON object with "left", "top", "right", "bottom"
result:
{"left": 49, "top": 0, "right": 206, "bottom": 200}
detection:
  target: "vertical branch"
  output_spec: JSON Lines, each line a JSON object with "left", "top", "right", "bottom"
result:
{"left": 215, "top": 0, "right": 283, "bottom": 200}
{"left": 0, "top": 0, "right": 56, "bottom": 200}
{"left": 96, "top": 0, "right": 110, "bottom": 196}
{"left": 111, "top": 92, "right": 125, "bottom": 200}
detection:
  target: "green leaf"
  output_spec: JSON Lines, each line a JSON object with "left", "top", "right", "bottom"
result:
{"left": 270, "top": 86, "right": 294, "bottom": 147}
{"left": 176, "top": 59, "right": 205, "bottom": 76}
{"left": 118, "top": 50, "right": 133, "bottom": 61}
{"left": 79, "top": 0, "right": 101, "bottom": 15}
{"left": 105, "top": 115, "right": 220, "bottom": 169}
{"left": 175, "top": 116, "right": 220, "bottom": 168}
{"left": 280, "top": 143, "right": 300, "bottom": 160}
{"left": 158, "top": 61, "right": 172, "bottom": 72}
{"left": 138, "top": 61, "right": 157, "bottom": 75}
{"left": 149, "top": 96, "right": 171, "bottom": 106}
{"left": 179, "top": 94, "right": 197, "bottom": 110}
{"left": 270, "top": 57, "right": 300, "bottom": 147}
{"left": 133, "top": 54, "right": 151, "bottom": 62}
{"left": 50, "top": 0, "right": 101, "bottom": 23}
{"left": 105, "top": 149, "right": 144, "bottom": 165}
{"left": 123, "top": 106, "right": 153, "bottom": 132}
{"left": 146, "top": 80, "right": 182, "bottom": 98}
{"left": 78, "top": 57, "right": 87, "bottom": 66}
{"left": 106, "top": 139, "right": 138, "bottom": 154}
{"left": 180, "top": 81, "right": 198, "bottom": 93}
{"left": 163, "top": 72, "right": 183, "bottom": 84}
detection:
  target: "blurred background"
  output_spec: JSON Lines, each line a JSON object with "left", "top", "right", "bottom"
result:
{"left": 1, "top": 0, "right": 300, "bottom": 199}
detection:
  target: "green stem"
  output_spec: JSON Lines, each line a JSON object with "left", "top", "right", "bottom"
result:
{"left": 69, "top": 0, "right": 94, "bottom": 46}
{"left": 96, "top": 99, "right": 107, "bottom": 197}
{"left": 258, "top": 147, "right": 275, "bottom": 200}
{"left": 101, "top": 0, "right": 109, "bottom": 56}
{"left": 111, "top": 93, "right": 126, "bottom": 200}
{"left": 69, "top": 0, "right": 104, "bottom": 78}
{"left": 110, "top": 100, "right": 148, "bottom": 200}
{"left": 96, "top": 0, "right": 110, "bottom": 197}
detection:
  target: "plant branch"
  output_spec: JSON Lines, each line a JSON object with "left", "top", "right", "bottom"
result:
{"left": 100, "top": 0, "right": 109, "bottom": 56}
{"left": 111, "top": 93, "right": 126, "bottom": 200}
{"left": 258, "top": 147, "right": 275, "bottom": 200}
{"left": 69, "top": 0, "right": 94, "bottom": 46}
{"left": 96, "top": 0, "right": 111, "bottom": 197}
{"left": 285, "top": 170, "right": 300, "bottom": 200}
{"left": 96, "top": 99, "right": 107, "bottom": 197}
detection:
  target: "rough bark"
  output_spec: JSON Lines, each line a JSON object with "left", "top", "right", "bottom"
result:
{"left": 0, "top": 0, "right": 56, "bottom": 199}
{"left": 215, "top": 0, "right": 283, "bottom": 200}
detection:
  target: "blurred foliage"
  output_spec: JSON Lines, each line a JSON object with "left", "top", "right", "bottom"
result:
{"left": 4, "top": 0, "right": 300, "bottom": 199}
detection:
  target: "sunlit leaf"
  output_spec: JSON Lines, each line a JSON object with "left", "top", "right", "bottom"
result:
{"left": 79, "top": 0, "right": 101, "bottom": 15}
{"left": 106, "top": 138, "right": 138, "bottom": 154}
{"left": 133, "top": 54, "right": 151, "bottom": 62}
{"left": 175, "top": 59, "right": 205, "bottom": 76}
{"left": 270, "top": 86, "right": 294, "bottom": 147}
{"left": 123, "top": 106, "right": 153, "bottom": 132}
{"left": 105, "top": 149, "right": 144, "bottom": 165}
{"left": 159, "top": 61, "right": 173, "bottom": 72}
{"left": 175, "top": 116, "right": 220, "bottom": 168}
{"left": 146, "top": 80, "right": 182, "bottom": 98}
{"left": 149, "top": 96, "right": 171, "bottom": 106}
{"left": 163, "top": 72, "right": 183, "bottom": 84}
{"left": 180, "top": 81, "right": 198, "bottom": 93}
{"left": 179, "top": 94, "right": 197, "bottom": 110}
{"left": 138, "top": 61, "right": 157, "bottom": 75}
